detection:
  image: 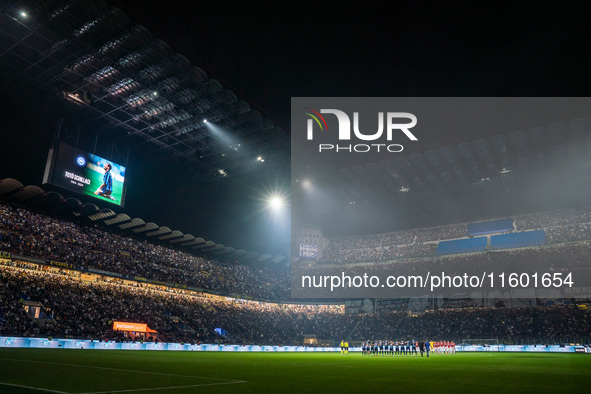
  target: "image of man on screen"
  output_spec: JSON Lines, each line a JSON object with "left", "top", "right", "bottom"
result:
{"left": 94, "top": 163, "right": 114, "bottom": 200}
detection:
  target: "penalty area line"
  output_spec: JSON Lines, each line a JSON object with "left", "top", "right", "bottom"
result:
{"left": 78, "top": 380, "right": 248, "bottom": 394}
{"left": 0, "top": 357, "right": 243, "bottom": 383}
{"left": 0, "top": 381, "right": 71, "bottom": 393}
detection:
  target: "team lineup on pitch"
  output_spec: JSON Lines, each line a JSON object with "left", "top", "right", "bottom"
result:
{"left": 358, "top": 340, "right": 455, "bottom": 357}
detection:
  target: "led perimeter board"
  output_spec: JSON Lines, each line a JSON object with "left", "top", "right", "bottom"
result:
{"left": 43, "top": 141, "right": 127, "bottom": 207}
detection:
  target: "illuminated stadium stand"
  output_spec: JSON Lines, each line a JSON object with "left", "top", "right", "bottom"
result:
{"left": 468, "top": 219, "right": 514, "bottom": 236}
{"left": 0, "top": 191, "right": 290, "bottom": 301}
{"left": 437, "top": 237, "right": 487, "bottom": 255}
{"left": 490, "top": 230, "right": 546, "bottom": 250}
{"left": 437, "top": 229, "right": 546, "bottom": 255}
{"left": 1, "top": 262, "right": 590, "bottom": 347}
{"left": 1, "top": 195, "right": 591, "bottom": 349}
{"left": 1, "top": 0, "right": 591, "bottom": 358}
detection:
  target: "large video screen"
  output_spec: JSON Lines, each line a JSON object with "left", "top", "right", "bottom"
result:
{"left": 43, "top": 142, "right": 127, "bottom": 207}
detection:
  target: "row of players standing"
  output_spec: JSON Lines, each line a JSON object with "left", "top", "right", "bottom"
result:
{"left": 362, "top": 341, "right": 456, "bottom": 357}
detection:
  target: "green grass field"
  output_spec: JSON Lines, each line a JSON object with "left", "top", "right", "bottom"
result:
{"left": 0, "top": 349, "right": 590, "bottom": 393}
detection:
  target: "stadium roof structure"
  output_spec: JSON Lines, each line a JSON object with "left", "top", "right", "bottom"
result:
{"left": 294, "top": 118, "right": 591, "bottom": 234}
{"left": 0, "top": 0, "right": 289, "bottom": 178}
{"left": 0, "top": 177, "right": 287, "bottom": 265}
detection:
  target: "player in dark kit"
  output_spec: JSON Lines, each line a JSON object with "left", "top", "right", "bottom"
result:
{"left": 94, "top": 163, "right": 114, "bottom": 200}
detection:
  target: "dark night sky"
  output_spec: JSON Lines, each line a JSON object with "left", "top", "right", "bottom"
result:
{"left": 2, "top": 1, "right": 591, "bottom": 255}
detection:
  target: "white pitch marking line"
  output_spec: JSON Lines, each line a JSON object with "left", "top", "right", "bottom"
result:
{"left": 0, "top": 357, "right": 243, "bottom": 383}
{"left": 79, "top": 380, "right": 248, "bottom": 394}
{"left": 0, "top": 381, "right": 71, "bottom": 393}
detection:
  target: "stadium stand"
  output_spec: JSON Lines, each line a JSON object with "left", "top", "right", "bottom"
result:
{"left": 2, "top": 201, "right": 591, "bottom": 345}
{"left": 322, "top": 206, "right": 591, "bottom": 264}
{"left": 437, "top": 237, "right": 487, "bottom": 255}
{"left": 0, "top": 201, "right": 290, "bottom": 301}
{"left": 490, "top": 230, "right": 546, "bottom": 250}
{"left": 3, "top": 200, "right": 591, "bottom": 299}
{"left": 468, "top": 219, "right": 514, "bottom": 236}
{"left": 0, "top": 264, "right": 589, "bottom": 345}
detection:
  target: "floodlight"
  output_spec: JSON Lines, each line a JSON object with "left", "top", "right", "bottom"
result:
{"left": 268, "top": 196, "right": 284, "bottom": 210}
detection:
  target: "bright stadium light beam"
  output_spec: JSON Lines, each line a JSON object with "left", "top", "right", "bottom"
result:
{"left": 260, "top": 190, "right": 289, "bottom": 215}
{"left": 257, "top": 186, "right": 290, "bottom": 220}
{"left": 268, "top": 195, "right": 284, "bottom": 210}
{"left": 203, "top": 120, "right": 238, "bottom": 146}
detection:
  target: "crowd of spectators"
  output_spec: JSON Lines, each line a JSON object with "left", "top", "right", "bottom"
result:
{"left": 303, "top": 241, "right": 591, "bottom": 294}
{"left": 545, "top": 222, "right": 591, "bottom": 244}
{"left": 323, "top": 224, "right": 467, "bottom": 265}
{"left": 349, "top": 305, "right": 591, "bottom": 344}
{"left": 326, "top": 223, "right": 466, "bottom": 255}
{"left": 322, "top": 206, "right": 591, "bottom": 264}
{"left": 515, "top": 207, "right": 591, "bottom": 231}
{"left": 3, "top": 201, "right": 591, "bottom": 297}
{"left": 322, "top": 243, "right": 437, "bottom": 264}
{"left": 0, "top": 265, "right": 588, "bottom": 345}
{"left": 0, "top": 264, "right": 342, "bottom": 344}
{"left": 0, "top": 202, "right": 290, "bottom": 300}
{"left": 2, "top": 200, "right": 591, "bottom": 345}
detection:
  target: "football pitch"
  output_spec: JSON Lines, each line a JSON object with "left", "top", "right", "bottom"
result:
{"left": 0, "top": 349, "right": 590, "bottom": 393}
